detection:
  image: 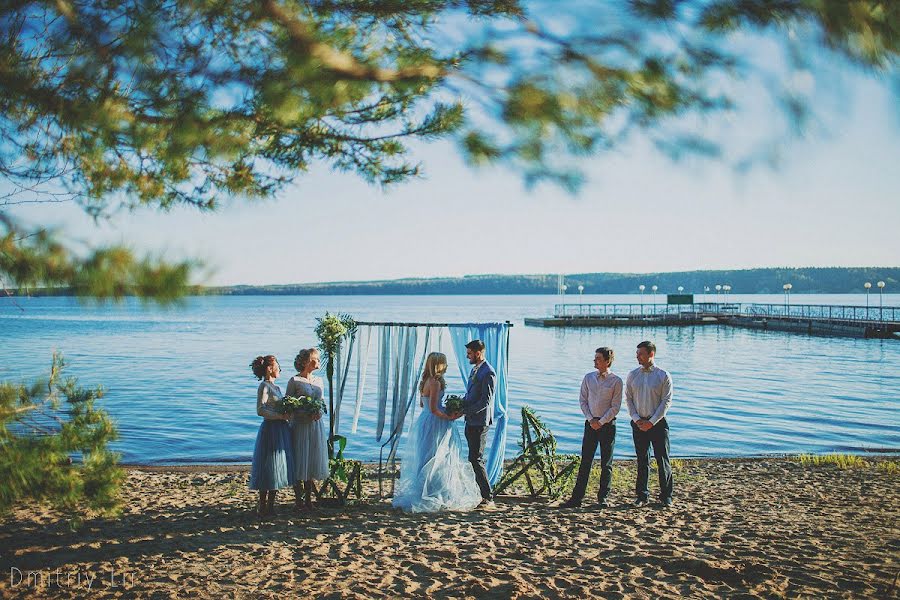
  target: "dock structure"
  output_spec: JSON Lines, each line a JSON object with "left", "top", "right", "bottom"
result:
{"left": 524, "top": 302, "right": 900, "bottom": 339}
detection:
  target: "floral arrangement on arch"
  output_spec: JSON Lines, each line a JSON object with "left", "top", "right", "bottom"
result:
{"left": 314, "top": 312, "right": 357, "bottom": 459}
{"left": 314, "top": 312, "right": 356, "bottom": 367}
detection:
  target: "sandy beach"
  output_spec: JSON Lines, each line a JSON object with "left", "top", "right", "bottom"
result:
{"left": 1, "top": 457, "right": 897, "bottom": 599}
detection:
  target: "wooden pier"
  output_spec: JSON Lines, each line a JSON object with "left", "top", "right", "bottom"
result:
{"left": 524, "top": 302, "right": 900, "bottom": 339}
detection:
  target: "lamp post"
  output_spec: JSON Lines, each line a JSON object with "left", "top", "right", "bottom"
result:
{"left": 723, "top": 284, "right": 732, "bottom": 307}
{"left": 704, "top": 286, "right": 710, "bottom": 304}
{"left": 783, "top": 283, "right": 792, "bottom": 311}
{"left": 651, "top": 285, "right": 658, "bottom": 314}
{"left": 639, "top": 284, "right": 645, "bottom": 315}
{"left": 578, "top": 284, "right": 584, "bottom": 296}
{"left": 715, "top": 284, "right": 722, "bottom": 310}
{"left": 864, "top": 281, "right": 872, "bottom": 319}
{"left": 877, "top": 281, "right": 885, "bottom": 322}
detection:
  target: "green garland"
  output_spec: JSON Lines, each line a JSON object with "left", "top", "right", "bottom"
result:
{"left": 314, "top": 312, "right": 357, "bottom": 366}
{"left": 314, "top": 312, "right": 357, "bottom": 460}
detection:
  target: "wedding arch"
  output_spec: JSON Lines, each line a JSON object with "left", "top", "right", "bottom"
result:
{"left": 325, "top": 319, "right": 512, "bottom": 496}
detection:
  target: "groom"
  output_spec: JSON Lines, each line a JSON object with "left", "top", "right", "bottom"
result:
{"left": 456, "top": 339, "right": 496, "bottom": 506}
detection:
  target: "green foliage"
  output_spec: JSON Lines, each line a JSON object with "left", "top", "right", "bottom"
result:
{"left": 320, "top": 434, "right": 363, "bottom": 506}
{"left": 0, "top": 353, "right": 124, "bottom": 519}
{"left": 1, "top": 216, "right": 194, "bottom": 303}
{"left": 314, "top": 311, "right": 356, "bottom": 459}
{"left": 314, "top": 312, "right": 358, "bottom": 365}
{"left": 494, "top": 406, "right": 578, "bottom": 498}
{"left": 698, "top": 0, "right": 898, "bottom": 69}
{"left": 1, "top": 0, "right": 895, "bottom": 216}
{"left": 328, "top": 434, "right": 349, "bottom": 483}
{"left": 794, "top": 453, "right": 867, "bottom": 469}
{"left": 0, "top": 0, "right": 464, "bottom": 213}
{"left": 876, "top": 460, "right": 899, "bottom": 475}
{"left": 279, "top": 394, "right": 326, "bottom": 416}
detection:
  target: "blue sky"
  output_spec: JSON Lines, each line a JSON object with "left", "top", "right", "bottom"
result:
{"left": 7, "top": 37, "right": 900, "bottom": 287}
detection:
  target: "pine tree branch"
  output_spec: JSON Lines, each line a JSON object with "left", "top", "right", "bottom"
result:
{"left": 261, "top": 0, "right": 444, "bottom": 82}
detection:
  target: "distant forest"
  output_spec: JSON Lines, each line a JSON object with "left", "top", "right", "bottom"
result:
{"left": 205, "top": 267, "right": 899, "bottom": 296}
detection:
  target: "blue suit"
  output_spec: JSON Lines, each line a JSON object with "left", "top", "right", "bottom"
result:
{"left": 463, "top": 361, "right": 496, "bottom": 427}
{"left": 463, "top": 361, "right": 496, "bottom": 499}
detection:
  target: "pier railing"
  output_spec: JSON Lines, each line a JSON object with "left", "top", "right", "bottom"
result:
{"left": 553, "top": 302, "right": 899, "bottom": 324}
{"left": 554, "top": 303, "right": 701, "bottom": 317}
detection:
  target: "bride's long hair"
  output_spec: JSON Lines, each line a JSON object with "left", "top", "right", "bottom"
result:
{"left": 419, "top": 352, "right": 448, "bottom": 395}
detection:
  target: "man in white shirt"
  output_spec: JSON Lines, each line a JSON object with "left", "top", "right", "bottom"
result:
{"left": 558, "top": 347, "right": 622, "bottom": 509}
{"left": 625, "top": 340, "right": 674, "bottom": 508}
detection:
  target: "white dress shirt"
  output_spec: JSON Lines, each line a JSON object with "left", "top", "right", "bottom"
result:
{"left": 625, "top": 363, "right": 673, "bottom": 425}
{"left": 579, "top": 370, "right": 623, "bottom": 425}
{"left": 468, "top": 360, "right": 484, "bottom": 383}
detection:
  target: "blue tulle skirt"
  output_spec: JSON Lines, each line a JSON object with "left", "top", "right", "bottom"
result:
{"left": 291, "top": 416, "right": 329, "bottom": 481}
{"left": 392, "top": 409, "right": 482, "bottom": 513}
{"left": 249, "top": 419, "right": 296, "bottom": 491}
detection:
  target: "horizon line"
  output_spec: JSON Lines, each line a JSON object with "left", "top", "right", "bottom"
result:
{"left": 212, "top": 265, "right": 899, "bottom": 289}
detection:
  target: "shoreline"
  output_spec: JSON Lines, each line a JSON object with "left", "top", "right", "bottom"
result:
{"left": 2, "top": 456, "right": 897, "bottom": 598}
{"left": 119, "top": 451, "right": 900, "bottom": 473}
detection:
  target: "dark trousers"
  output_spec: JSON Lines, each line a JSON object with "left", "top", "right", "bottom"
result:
{"left": 570, "top": 420, "right": 616, "bottom": 503}
{"left": 465, "top": 425, "right": 492, "bottom": 500}
{"left": 632, "top": 418, "right": 673, "bottom": 502}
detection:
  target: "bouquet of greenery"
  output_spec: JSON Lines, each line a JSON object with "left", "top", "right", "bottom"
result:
{"left": 280, "top": 395, "right": 326, "bottom": 416}
{"left": 443, "top": 394, "right": 465, "bottom": 415}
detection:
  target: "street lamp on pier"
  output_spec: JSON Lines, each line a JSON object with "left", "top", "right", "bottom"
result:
{"left": 715, "top": 284, "right": 722, "bottom": 309}
{"left": 864, "top": 282, "right": 872, "bottom": 316}
{"left": 651, "top": 285, "right": 658, "bottom": 314}
{"left": 639, "top": 284, "right": 645, "bottom": 315}
{"left": 783, "top": 283, "right": 793, "bottom": 311}
{"left": 578, "top": 284, "right": 584, "bottom": 296}
{"left": 877, "top": 281, "right": 885, "bottom": 321}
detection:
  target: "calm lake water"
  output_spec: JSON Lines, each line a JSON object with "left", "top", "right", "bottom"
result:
{"left": 1, "top": 294, "right": 898, "bottom": 463}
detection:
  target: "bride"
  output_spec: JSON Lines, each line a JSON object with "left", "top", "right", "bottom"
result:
{"left": 392, "top": 352, "right": 482, "bottom": 512}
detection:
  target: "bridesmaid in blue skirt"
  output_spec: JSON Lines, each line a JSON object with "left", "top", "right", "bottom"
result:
{"left": 248, "top": 355, "right": 295, "bottom": 517}
{"left": 286, "top": 348, "right": 330, "bottom": 512}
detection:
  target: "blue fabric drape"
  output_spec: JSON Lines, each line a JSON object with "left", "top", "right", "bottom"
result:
{"left": 350, "top": 325, "right": 372, "bottom": 434}
{"left": 332, "top": 328, "right": 356, "bottom": 435}
{"left": 375, "top": 325, "right": 392, "bottom": 441}
{"left": 392, "top": 327, "right": 417, "bottom": 437}
{"left": 405, "top": 326, "right": 434, "bottom": 434}
{"left": 385, "top": 326, "right": 432, "bottom": 463}
{"left": 448, "top": 323, "right": 509, "bottom": 486}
